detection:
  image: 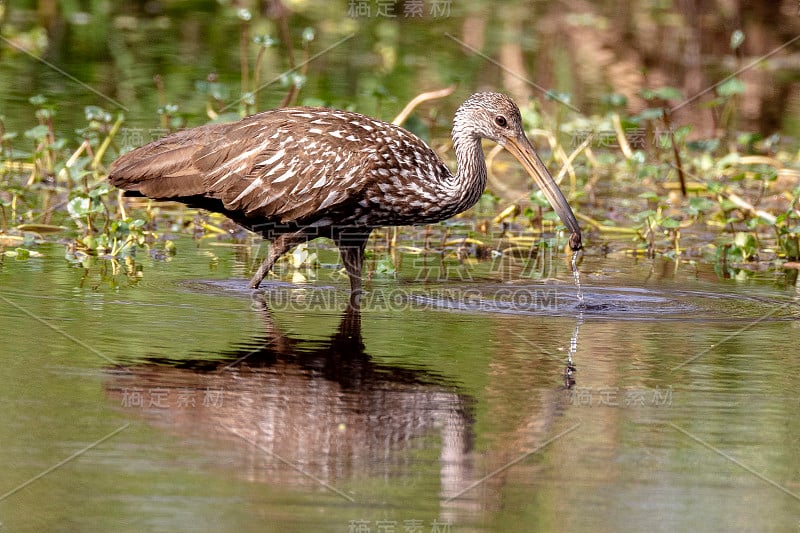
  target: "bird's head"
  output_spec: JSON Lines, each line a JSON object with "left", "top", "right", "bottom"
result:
{"left": 454, "top": 92, "right": 582, "bottom": 251}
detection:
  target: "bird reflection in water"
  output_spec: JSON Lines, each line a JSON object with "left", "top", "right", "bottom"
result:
{"left": 105, "top": 294, "right": 476, "bottom": 501}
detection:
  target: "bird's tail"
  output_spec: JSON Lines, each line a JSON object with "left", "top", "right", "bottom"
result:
{"left": 108, "top": 132, "right": 208, "bottom": 200}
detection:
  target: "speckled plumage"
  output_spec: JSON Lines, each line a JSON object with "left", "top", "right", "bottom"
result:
{"left": 109, "top": 92, "right": 581, "bottom": 299}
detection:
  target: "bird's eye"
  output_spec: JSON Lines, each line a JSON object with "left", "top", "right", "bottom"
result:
{"left": 495, "top": 115, "right": 508, "bottom": 128}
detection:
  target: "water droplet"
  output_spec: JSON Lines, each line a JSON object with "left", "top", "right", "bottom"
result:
{"left": 571, "top": 251, "right": 585, "bottom": 309}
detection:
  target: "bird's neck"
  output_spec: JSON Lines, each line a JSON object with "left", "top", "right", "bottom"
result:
{"left": 446, "top": 133, "right": 487, "bottom": 214}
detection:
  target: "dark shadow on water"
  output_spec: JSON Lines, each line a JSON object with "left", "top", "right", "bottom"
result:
{"left": 136, "top": 294, "right": 450, "bottom": 390}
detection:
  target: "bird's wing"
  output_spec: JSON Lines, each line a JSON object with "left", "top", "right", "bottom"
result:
{"left": 109, "top": 109, "right": 378, "bottom": 224}
{"left": 109, "top": 124, "right": 218, "bottom": 198}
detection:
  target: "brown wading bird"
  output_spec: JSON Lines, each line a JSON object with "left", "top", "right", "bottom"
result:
{"left": 109, "top": 92, "right": 582, "bottom": 302}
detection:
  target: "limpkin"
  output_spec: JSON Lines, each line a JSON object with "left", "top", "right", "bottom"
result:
{"left": 109, "top": 92, "right": 582, "bottom": 299}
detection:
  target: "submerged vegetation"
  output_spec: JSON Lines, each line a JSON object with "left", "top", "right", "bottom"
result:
{"left": 1, "top": 2, "right": 799, "bottom": 285}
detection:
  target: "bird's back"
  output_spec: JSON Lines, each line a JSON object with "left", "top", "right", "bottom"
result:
{"left": 109, "top": 107, "right": 452, "bottom": 230}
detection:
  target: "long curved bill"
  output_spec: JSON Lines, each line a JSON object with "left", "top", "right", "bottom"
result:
{"left": 505, "top": 135, "right": 582, "bottom": 251}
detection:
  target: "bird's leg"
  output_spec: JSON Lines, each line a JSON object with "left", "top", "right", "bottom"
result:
{"left": 249, "top": 232, "right": 307, "bottom": 289}
{"left": 334, "top": 230, "right": 371, "bottom": 308}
